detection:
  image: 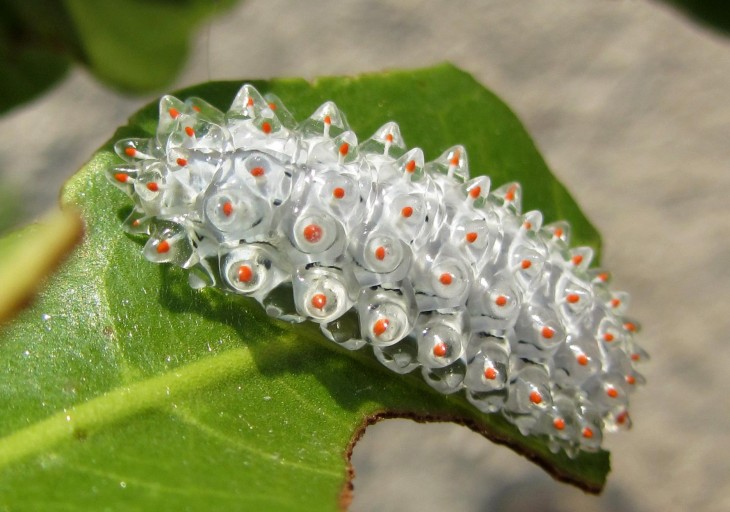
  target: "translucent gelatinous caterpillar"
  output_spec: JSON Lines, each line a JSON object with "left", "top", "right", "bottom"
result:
{"left": 106, "top": 84, "right": 647, "bottom": 457}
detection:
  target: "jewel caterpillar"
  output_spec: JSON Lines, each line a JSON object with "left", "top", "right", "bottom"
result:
{"left": 107, "top": 84, "right": 647, "bottom": 457}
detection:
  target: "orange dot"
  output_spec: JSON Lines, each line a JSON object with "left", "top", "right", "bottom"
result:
{"left": 469, "top": 186, "right": 481, "bottom": 199}
{"left": 606, "top": 387, "right": 618, "bottom": 399}
{"left": 238, "top": 265, "right": 253, "bottom": 283}
{"left": 465, "top": 232, "right": 478, "bottom": 243}
{"left": 572, "top": 254, "right": 584, "bottom": 265}
{"left": 582, "top": 427, "right": 594, "bottom": 439}
{"left": 529, "top": 390, "right": 543, "bottom": 405}
{"left": 611, "top": 298, "right": 621, "bottom": 308}
{"left": 323, "top": 115, "right": 331, "bottom": 125}
{"left": 553, "top": 418, "right": 565, "bottom": 430}
{"left": 405, "top": 159, "right": 417, "bottom": 173}
{"left": 617, "top": 411, "right": 629, "bottom": 425}
{"left": 603, "top": 332, "right": 615, "bottom": 342}
{"left": 268, "top": 102, "right": 277, "bottom": 110}
{"left": 192, "top": 105, "right": 201, "bottom": 112}
{"left": 311, "top": 293, "right": 327, "bottom": 310}
{"left": 114, "top": 173, "right": 128, "bottom": 183}
{"left": 626, "top": 375, "right": 636, "bottom": 385}
{"left": 146, "top": 182, "right": 159, "bottom": 192}
{"left": 495, "top": 295, "right": 507, "bottom": 307}
{"left": 261, "top": 121, "right": 272, "bottom": 134}
{"left": 554, "top": 227, "right": 564, "bottom": 238}
{"left": 373, "top": 318, "right": 390, "bottom": 337}
{"left": 577, "top": 354, "right": 589, "bottom": 366}
{"left": 303, "top": 224, "right": 323, "bottom": 244}
{"left": 566, "top": 293, "right": 580, "bottom": 304}
{"left": 250, "top": 167, "right": 265, "bottom": 177}
{"left": 176, "top": 157, "right": 187, "bottom": 167}
{"left": 598, "top": 272, "right": 610, "bottom": 282}
{"left": 124, "top": 147, "right": 137, "bottom": 157}
{"left": 631, "top": 353, "right": 640, "bottom": 362}
{"left": 505, "top": 185, "right": 517, "bottom": 201}
{"left": 385, "top": 133, "right": 394, "bottom": 143}
{"left": 624, "top": 322, "right": 637, "bottom": 332}
{"left": 521, "top": 259, "right": 532, "bottom": 270}
{"left": 339, "top": 142, "right": 350, "bottom": 156}
{"left": 401, "top": 206, "right": 414, "bottom": 218}
{"left": 185, "top": 126, "right": 195, "bottom": 137}
{"left": 439, "top": 273, "right": 453, "bottom": 286}
{"left": 450, "top": 155, "right": 460, "bottom": 166}
{"left": 541, "top": 326, "right": 555, "bottom": 339}
{"left": 333, "top": 187, "right": 345, "bottom": 199}
{"left": 222, "top": 201, "right": 234, "bottom": 217}
{"left": 131, "top": 219, "right": 141, "bottom": 227}
{"left": 374, "top": 246, "right": 386, "bottom": 261}
{"left": 246, "top": 97, "right": 254, "bottom": 107}
{"left": 484, "top": 367, "right": 497, "bottom": 380}
{"left": 168, "top": 107, "right": 180, "bottom": 119}
{"left": 156, "top": 240, "right": 170, "bottom": 254}
{"left": 523, "top": 221, "right": 532, "bottom": 230}
{"left": 432, "top": 342, "right": 448, "bottom": 358}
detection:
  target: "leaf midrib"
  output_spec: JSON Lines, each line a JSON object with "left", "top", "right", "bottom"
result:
{"left": 0, "top": 346, "right": 254, "bottom": 469}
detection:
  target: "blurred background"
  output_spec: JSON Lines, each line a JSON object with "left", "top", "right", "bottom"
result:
{"left": 1, "top": 0, "right": 728, "bottom": 510}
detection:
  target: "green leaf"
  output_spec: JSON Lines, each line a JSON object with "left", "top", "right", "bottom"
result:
{"left": 63, "top": 0, "right": 238, "bottom": 92}
{"left": 0, "top": 64, "right": 608, "bottom": 510}
{"left": 662, "top": 0, "right": 730, "bottom": 35}
{"left": 0, "top": 0, "right": 239, "bottom": 114}
{"left": 0, "top": 0, "right": 77, "bottom": 114}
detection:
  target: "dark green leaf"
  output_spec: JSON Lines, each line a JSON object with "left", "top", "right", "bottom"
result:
{"left": 0, "top": 65, "right": 607, "bottom": 511}
{"left": 0, "top": 0, "right": 77, "bottom": 114}
{"left": 663, "top": 0, "right": 730, "bottom": 35}
{"left": 0, "top": 0, "right": 238, "bottom": 114}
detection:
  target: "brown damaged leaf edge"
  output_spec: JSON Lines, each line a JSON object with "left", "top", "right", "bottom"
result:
{"left": 0, "top": 209, "right": 84, "bottom": 325}
{"left": 340, "top": 411, "right": 607, "bottom": 509}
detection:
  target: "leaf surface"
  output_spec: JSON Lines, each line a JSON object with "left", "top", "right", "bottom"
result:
{"left": 0, "top": 65, "right": 608, "bottom": 511}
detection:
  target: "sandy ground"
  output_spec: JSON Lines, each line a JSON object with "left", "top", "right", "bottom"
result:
{"left": 1, "top": 1, "right": 729, "bottom": 511}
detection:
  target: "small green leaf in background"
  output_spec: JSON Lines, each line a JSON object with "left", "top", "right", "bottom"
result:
{"left": 63, "top": 0, "right": 238, "bottom": 92}
{"left": 0, "top": 0, "right": 77, "bottom": 114}
{"left": 663, "top": 0, "right": 730, "bottom": 35}
{"left": 0, "top": 182, "right": 23, "bottom": 235}
{"left": 0, "top": 0, "right": 239, "bottom": 114}
{"left": 0, "top": 65, "right": 608, "bottom": 511}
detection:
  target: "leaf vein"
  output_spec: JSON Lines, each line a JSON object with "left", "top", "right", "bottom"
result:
{"left": 173, "top": 406, "right": 342, "bottom": 479}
